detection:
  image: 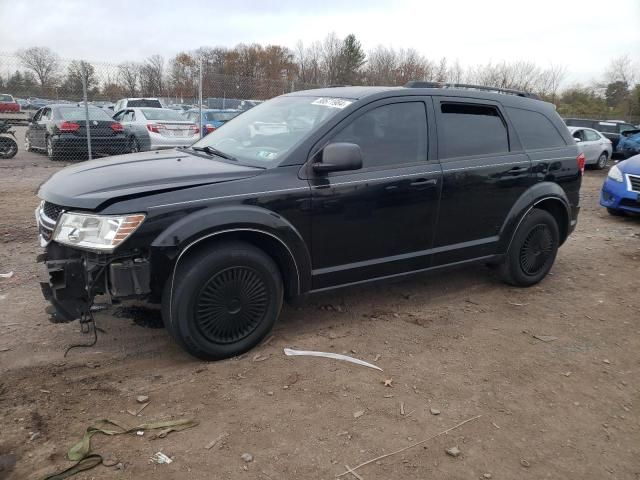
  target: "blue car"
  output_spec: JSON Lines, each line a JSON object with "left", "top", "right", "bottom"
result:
{"left": 183, "top": 109, "right": 241, "bottom": 135}
{"left": 616, "top": 129, "right": 640, "bottom": 159}
{"left": 600, "top": 155, "right": 640, "bottom": 215}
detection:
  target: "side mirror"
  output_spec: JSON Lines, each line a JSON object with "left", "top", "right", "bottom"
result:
{"left": 313, "top": 142, "right": 363, "bottom": 174}
{"left": 573, "top": 137, "right": 581, "bottom": 143}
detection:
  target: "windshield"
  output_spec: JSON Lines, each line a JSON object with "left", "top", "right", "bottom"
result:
{"left": 140, "top": 108, "right": 186, "bottom": 121}
{"left": 58, "top": 107, "right": 113, "bottom": 121}
{"left": 204, "top": 111, "right": 239, "bottom": 122}
{"left": 191, "top": 96, "right": 353, "bottom": 167}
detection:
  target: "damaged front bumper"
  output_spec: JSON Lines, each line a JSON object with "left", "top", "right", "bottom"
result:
{"left": 39, "top": 242, "right": 151, "bottom": 322}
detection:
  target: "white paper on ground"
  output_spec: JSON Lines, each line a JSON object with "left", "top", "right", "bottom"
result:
{"left": 283, "top": 348, "right": 383, "bottom": 371}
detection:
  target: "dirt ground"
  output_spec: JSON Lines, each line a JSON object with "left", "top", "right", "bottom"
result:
{"left": 1, "top": 126, "right": 639, "bottom": 480}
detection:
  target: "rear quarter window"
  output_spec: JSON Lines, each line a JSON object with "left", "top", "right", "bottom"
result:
{"left": 507, "top": 107, "right": 567, "bottom": 150}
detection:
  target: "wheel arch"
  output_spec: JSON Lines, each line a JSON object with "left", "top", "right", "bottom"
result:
{"left": 499, "top": 182, "right": 572, "bottom": 252}
{"left": 151, "top": 205, "right": 312, "bottom": 301}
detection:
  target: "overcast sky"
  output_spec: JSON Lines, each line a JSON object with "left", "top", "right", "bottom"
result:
{"left": 1, "top": 0, "right": 638, "bottom": 85}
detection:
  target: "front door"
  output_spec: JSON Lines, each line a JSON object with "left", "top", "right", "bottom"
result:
{"left": 309, "top": 98, "right": 442, "bottom": 290}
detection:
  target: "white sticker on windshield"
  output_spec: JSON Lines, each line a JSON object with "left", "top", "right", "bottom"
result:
{"left": 311, "top": 97, "right": 353, "bottom": 109}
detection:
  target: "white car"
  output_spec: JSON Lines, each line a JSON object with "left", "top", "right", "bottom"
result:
{"left": 568, "top": 126, "right": 613, "bottom": 170}
{"left": 112, "top": 107, "right": 200, "bottom": 152}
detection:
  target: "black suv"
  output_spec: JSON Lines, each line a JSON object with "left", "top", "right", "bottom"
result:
{"left": 37, "top": 83, "right": 582, "bottom": 360}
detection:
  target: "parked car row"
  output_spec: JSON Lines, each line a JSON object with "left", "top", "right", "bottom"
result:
{"left": 564, "top": 118, "right": 639, "bottom": 159}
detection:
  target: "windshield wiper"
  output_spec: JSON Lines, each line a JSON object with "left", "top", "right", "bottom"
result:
{"left": 191, "top": 145, "right": 237, "bottom": 161}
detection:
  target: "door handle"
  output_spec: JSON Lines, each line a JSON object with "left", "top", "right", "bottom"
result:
{"left": 410, "top": 178, "right": 437, "bottom": 187}
{"left": 508, "top": 166, "right": 529, "bottom": 175}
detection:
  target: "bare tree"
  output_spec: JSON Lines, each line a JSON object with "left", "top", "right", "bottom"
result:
{"left": 139, "top": 55, "right": 164, "bottom": 96}
{"left": 605, "top": 55, "right": 636, "bottom": 86}
{"left": 118, "top": 61, "right": 140, "bottom": 97}
{"left": 321, "top": 32, "right": 342, "bottom": 85}
{"left": 16, "top": 46, "right": 60, "bottom": 90}
{"left": 537, "top": 63, "right": 567, "bottom": 102}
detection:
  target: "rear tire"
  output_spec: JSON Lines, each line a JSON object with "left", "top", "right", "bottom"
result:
{"left": 162, "top": 241, "right": 283, "bottom": 360}
{"left": 595, "top": 152, "right": 608, "bottom": 170}
{"left": 498, "top": 209, "right": 559, "bottom": 287}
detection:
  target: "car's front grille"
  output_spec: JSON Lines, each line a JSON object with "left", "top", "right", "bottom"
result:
{"left": 628, "top": 174, "right": 640, "bottom": 193}
{"left": 38, "top": 202, "right": 64, "bottom": 243}
{"left": 43, "top": 202, "right": 64, "bottom": 222}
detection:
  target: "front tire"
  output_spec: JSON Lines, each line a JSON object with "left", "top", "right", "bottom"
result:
{"left": 499, "top": 209, "right": 559, "bottom": 287}
{"left": 129, "top": 136, "right": 140, "bottom": 153}
{"left": 607, "top": 207, "right": 625, "bottom": 217}
{"left": 46, "top": 136, "right": 60, "bottom": 161}
{"left": 163, "top": 241, "right": 283, "bottom": 360}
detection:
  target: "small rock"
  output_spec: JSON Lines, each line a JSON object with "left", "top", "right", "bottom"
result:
{"left": 353, "top": 410, "right": 365, "bottom": 419}
{"left": 136, "top": 430, "right": 144, "bottom": 436}
{"left": 85, "top": 362, "right": 100, "bottom": 368}
{"left": 136, "top": 395, "right": 149, "bottom": 403}
{"left": 241, "top": 453, "right": 253, "bottom": 463}
{"left": 445, "top": 446, "right": 461, "bottom": 457}
{"left": 483, "top": 474, "right": 492, "bottom": 479}
{"left": 114, "top": 462, "right": 125, "bottom": 470}
{"left": 267, "top": 391, "right": 274, "bottom": 396}
{"left": 520, "top": 459, "right": 531, "bottom": 468}
{"left": 430, "top": 408, "right": 441, "bottom": 415}
{"left": 603, "top": 359, "right": 611, "bottom": 365}
{"left": 102, "top": 456, "right": 118, "bottom": 467}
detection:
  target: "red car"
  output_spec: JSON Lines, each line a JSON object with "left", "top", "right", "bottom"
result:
{"left": 0, "top": 94, "right": 20, "bottom": 113}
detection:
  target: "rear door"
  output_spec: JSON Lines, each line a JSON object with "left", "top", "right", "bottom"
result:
{"left": 38, "top": 107, "right": 52, "bottom": 147}
{"left": 309, "top": 97, "right": 442, "bottom": 289}
{"left": 583, "top": 129, "right": 605, "bottom": 162}
{"left": 431, "top": 97, "right": 531, "bottom": 265}
{"left": 29, "top": 108, "right": 44, "bottom": 148}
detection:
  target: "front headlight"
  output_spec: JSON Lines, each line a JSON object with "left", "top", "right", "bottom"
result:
{"left": 53, "top": 212, "right": 145, "bottom": 252}
{"left": 607, "top": 165, "right": 624, "bottom": 183}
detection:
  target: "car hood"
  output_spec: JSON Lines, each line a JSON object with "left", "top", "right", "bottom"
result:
{"left": 38, "top": 149, "right": 262, "bottom": 210}
{"left": 619, "top": 154, "right": 640, "bottom": 172}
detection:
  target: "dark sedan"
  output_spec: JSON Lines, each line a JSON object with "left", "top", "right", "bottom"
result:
{"left": 25, "top": 104, "right": 128, "bottom": 161}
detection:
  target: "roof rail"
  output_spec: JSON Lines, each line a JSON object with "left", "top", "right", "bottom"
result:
{"left": 403, "top": 81, "right": 541, "bottom": 100}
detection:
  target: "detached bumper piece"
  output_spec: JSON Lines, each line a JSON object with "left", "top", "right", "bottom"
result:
{"left": 39, "top": 245, "right": 152, "bottom": 323}
{"left": 40, "top": 258, "right": 88, "bottom": 322}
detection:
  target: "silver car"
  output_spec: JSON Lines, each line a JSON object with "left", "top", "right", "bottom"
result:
{"left": 569, "top": 126, "right": 613, "bottom": 170}
{"left": 113, "top": 107, "right": 200, "bottom": 152}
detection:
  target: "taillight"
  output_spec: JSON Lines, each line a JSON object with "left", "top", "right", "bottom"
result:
{"left": 147, "top": 123, "right": 162, "bottom": 133}
{"left": 59, "top": 121, "right": 80, "bottom": 133}
{"left": 205, "top": 124, "right": 216, "bottom": 133}
{"left": 111, "top": 122, "right": 124, "bottom": 133}
{"left": 577, "top": 153, "right": 585, "bottom": 175}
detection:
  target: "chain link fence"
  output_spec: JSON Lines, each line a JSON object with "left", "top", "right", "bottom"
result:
{"left": 0, "top": 53, "right": 319, "bottom": 162}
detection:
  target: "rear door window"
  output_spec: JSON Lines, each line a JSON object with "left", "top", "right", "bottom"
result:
{"left": 506, "top": 107, "right": 566, "bottom": 150}
{"left": 584, "top": 129, "right": 601, "bottom": 141}
{"left": 0, "top": 94, "right": 13, "bottom": 102}
{"left": 330, "top": 102, "right": 428, "bottom": 169}
{"left": 438, "top": 102, "right": 508, "bottom": 158}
